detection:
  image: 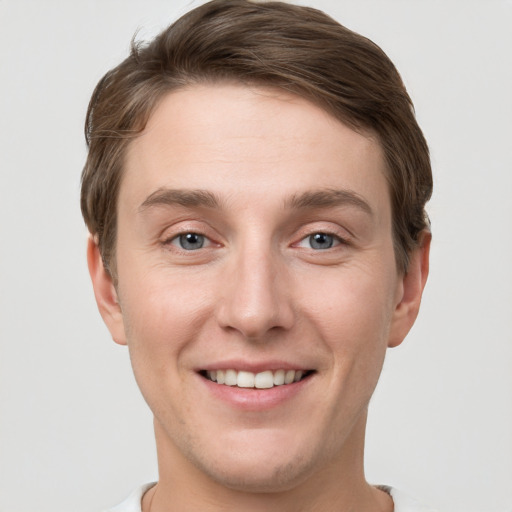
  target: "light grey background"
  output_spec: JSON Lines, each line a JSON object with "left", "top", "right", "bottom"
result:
{"left": 1, "top": 1, "right": 511, "bottom": 511}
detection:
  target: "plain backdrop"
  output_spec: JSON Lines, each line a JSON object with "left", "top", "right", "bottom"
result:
{"left": 0, "top": 1, "right": 511, "bottom": 511}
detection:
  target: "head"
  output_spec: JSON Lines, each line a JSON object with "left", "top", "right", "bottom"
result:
{"left": 81, "top": 0, "right": 431, "bottom": 282}
{"left": 82, "top": 0, "right": 432, "bottom": 500}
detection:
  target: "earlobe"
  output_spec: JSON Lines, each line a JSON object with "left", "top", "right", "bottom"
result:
{"left": 388, "top": 231, "right": 431, "bottom": 348}
{"left": 87, "top": 236, "right": 127, "bottom": 345}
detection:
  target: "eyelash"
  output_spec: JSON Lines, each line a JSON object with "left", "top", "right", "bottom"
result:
{"left": 163, "top": 230, "right": 348, "bottom": 253}
{"left": 164, "top": 232, "right": 214, "bottom": 251}
{"left": 295, "top": 232, "right": 347, "bottom": 250}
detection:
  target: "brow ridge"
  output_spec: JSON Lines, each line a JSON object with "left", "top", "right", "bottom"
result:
{"left": 139, "top": 187, "right": 372, "bottom": 216}
{"left": 139, "top": 188, "right": 222, "bottom": 212}
{"left": 285, "top": 188, "right": 373, "bottom": 215}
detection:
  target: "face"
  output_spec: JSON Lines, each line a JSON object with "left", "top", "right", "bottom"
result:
{"left": 89, "top": 84, "right": 428, "bottom": 493}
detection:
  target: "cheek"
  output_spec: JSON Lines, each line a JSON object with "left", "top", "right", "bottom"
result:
{"left": 116, "top": 272, "right": 212, "bottom": 420}
{"left": 299, "top": 266, "right": 396, "bottom": 346}
{"left": 117, "top": 267, "right": 213, "bottom": 369}
{"left": 296, "top": 262, "right": 398, "bottom": 402}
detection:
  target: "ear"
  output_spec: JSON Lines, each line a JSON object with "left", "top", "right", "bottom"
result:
{"left": 388, "top": 231, "right": 431, "bottom": 348}
{"left": 87, "top": 236, "right": 127, "bottom": 345}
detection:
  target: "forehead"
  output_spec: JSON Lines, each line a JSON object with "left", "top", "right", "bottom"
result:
{"left": 122, "top": 84, "right": 389, "bottom": 214}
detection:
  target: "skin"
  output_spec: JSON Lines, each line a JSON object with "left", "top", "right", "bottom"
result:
{"left": 88, "top": 84, "right": 430, "bottom": 511}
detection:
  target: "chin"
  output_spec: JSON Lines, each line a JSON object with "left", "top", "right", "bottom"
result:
{"left": 196, "top": 454, "right": 316, "bottom": 493}
{"left": 181, "top": 430, "right": 324, "bottom": 493}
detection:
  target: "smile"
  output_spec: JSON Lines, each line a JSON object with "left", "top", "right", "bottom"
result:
{"left": 201, "top": 369, "right": 314, "bottom": 389}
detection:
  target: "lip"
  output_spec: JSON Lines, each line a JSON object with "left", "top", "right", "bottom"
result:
{"left": 196, "top": 361, "right": 315, "bottom": 411}
{"left": 198, "top": 359, "right": 311, "bottom": 373}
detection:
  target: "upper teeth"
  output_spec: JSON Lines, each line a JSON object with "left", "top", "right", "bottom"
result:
{"left": 206, "top": 369, "right": 305, "bottom": 389}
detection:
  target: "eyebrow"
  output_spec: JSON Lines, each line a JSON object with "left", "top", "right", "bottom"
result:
{"left": 139, "top": 188, "right": 223, "bottom": 212}
{"left": 285, "top": 189, "right": 373, "bottom": 216}
{"left": 139, "top": 187, "right": 373, "bottom": 216}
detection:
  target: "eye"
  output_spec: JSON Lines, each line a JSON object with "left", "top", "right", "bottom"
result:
{"left": 298, "top": 232, "right": 340, "bottom": 250}
{"left": 170, "top": 232, "right": 208, "bottom": 251}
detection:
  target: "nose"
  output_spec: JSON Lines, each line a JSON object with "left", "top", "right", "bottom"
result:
{"left": 215, "top": 243, "right": 295, "bottom": 341}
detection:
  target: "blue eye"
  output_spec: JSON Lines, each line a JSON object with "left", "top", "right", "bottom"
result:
{"left": 296, "top": 232, "right": 340, "bottom": 250}
{"left": 309, "top": 233, "right": 334, "bottom": 250}
{"left": 175, "top": 233, "right": 206, "bottom": 250}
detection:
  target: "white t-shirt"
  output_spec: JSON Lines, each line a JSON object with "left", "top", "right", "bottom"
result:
{"left": 104, "top": 483, "right": 438, "bottom": 511}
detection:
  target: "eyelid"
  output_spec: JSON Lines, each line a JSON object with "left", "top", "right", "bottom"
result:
{"left": 159, "top": 220, "right": 222, "bottom": 251}
{"left": 295, "top": 232, "right": 345, "bottom": 250}
{"left": 167, "top": 232, "right": 213, "bottom": 249}
{"left": 291, "top": 223, "right": 352, "bottom": 248}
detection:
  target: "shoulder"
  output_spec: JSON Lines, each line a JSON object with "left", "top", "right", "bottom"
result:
{"left": 103, "top": 483, "right": 156, "bottom": 512}
{"left": 380, "top": 486, "right": 439, "bottom": 512}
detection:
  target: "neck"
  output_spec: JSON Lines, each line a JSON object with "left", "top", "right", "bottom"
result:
{"left": 143, "top": 412, "right": 393, "bottom": 512}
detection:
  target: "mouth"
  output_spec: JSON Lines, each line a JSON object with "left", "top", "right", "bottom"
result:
{"left": 199, "top": 369, "right": 315, "bottom": 389}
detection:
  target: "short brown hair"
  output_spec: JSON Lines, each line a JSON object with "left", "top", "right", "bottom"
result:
{"left": 81, "top": 0, "right": 432, "bottom": 277}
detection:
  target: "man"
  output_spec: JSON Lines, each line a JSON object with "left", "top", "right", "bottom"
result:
{"left": 81, "top": 1, "right": 433, "bottom": 510}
